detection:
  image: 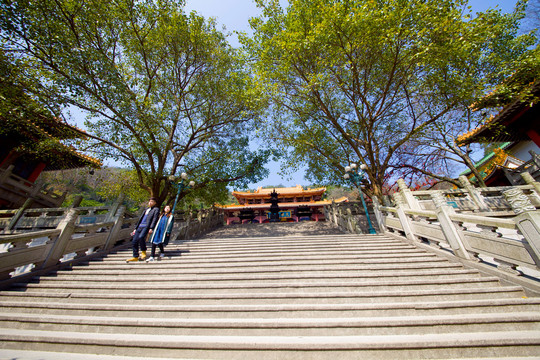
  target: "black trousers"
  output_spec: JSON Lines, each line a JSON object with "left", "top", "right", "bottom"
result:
{"left": 132, "top": 227, "right": 148, "bottom": 257}
{"left": 151, "top": 243, "right": 164, "bottom": 257}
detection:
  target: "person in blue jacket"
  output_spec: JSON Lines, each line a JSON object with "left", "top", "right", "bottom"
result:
{"left": 146, "top": 204, "right": 174, "bottom": 262}
{"left": 126, "top": 197, "right": 159, "bottom": 262}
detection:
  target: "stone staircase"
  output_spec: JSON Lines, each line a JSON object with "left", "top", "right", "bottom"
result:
{"left": 0, "top": 223, "right": 539, "bottom": 359}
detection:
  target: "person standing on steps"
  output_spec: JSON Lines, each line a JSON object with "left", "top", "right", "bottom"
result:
{"left": 146, "top": 204, "right": 174, "bottom": 262}
{"left": 126, "top": 197, "right": 159, "bottom": 262}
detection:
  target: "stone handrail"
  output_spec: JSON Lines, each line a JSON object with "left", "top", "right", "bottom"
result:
{"left": 372, "top": 173, "right": 540, "bottom": 289}
{"left": 0, "top": 203, "right": 129, "bottom": 288}
{"left": 0, "top": 201, "right": 224, "bottom": 288}
{"left": 324, "top": 201, "right": 379, "bottom": 234}
{"left": 171, "top": 207, "right": 224, "bottom": 241}
{"left": 0, "top": 205, "right": 116, "bottom": 232}
{"left": 0, "top": 165, "right": 66, "bottom": 208}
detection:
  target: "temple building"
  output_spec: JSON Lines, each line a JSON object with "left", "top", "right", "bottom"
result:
{"left": 457, "top": 81, "right": 540, "bottom": 186}
{"left": 0, "top": 117, "right": 101, "bottom": 209}
{"left": 217, "top": 185, "right": 348, "bottom": 225}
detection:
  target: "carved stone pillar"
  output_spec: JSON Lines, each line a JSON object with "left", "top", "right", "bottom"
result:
{"left": 503, "top": 187, "right": 540, "bottom": 267}
{"left": 392, "top": 192, "right": 416, "bottom": 242}
{"left": 372, "top": 197, "right": 386, "bottom": 232}
{"left": 458, "top": 175, "right": 490, "bottom": 212}
{"left": 431, "top": 191, "right": 470, "bottom": 259}
{"left": 520, "top": 172, "right": 540, "bottom": 200}
{"left": 41, "top": 208, "right": 79, "bottom": 269}
{"left": 397, "top": 179, "right": 421, "bottom": 210}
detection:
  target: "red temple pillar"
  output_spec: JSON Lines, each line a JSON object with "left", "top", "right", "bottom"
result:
{"left": 26, "top": 162, "right": 47, "bottom": 183}
{"left": 527, "top": 128, "right": 540, "bottom": 147}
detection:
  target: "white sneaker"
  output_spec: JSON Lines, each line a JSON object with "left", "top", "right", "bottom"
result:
{"left": 146, "top": 257, "right": 155, "bottom": 262}
{"left": 159, "top": 253, "right": 165, "bottom": 259}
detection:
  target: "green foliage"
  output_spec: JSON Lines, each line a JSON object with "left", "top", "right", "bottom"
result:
{"left": 1, "top": 0, "right": 271, "bottom": 204}
{"left": 473, "top": 44, "right": 540, "bottom": 109}
{"left": 244, "top": 0, "right": 535, "bottom": 198}
{"left": 0, "top": 48, "right": 91, "bottom": 168}
{"left": 44, "top": 167, "right": 148, "bottom": 211}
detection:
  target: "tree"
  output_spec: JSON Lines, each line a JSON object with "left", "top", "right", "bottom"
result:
{"left": 244, "top": 0, "right": 534, "bottom": 200}
{"left": 42, "top": 167, "right": 149, "bottom": 211}
{"left": 0, "top": 0, "right": 270, "bottom": 204}
{"left": 394, "top": 108, "right": 490, "bottom": 188}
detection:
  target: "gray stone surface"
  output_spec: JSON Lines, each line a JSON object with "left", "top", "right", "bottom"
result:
{"left": 0, "top": 224, "right": 539, "bottom": 359}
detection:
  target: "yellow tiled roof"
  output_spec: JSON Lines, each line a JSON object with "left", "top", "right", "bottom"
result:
{"left": 216, "top": 196, "right": 348, "bottom": 210}
{"left": 232, "top": 185, "right": 326, "bottom": 199}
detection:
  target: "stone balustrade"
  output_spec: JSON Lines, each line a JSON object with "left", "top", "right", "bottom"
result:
{"left": 172, "top": 207, "right": 224, "bottom": 241}
{"left": 0, "top": 165, "right": 66, "bottom": 208}
{"left": 0, "top": 199, "right": 224, "bottom": 288}
{"left": 324, "top": 201, "right": 379, "bottom": 234}
{"left": 326, "top": 172, "right": 540, "bottom": 286}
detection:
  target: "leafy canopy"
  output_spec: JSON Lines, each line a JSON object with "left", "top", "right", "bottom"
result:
{"left": 244, "top": 0, "right": 535, "bottom": 198}
{"left": 1, "top": 0, "right": 271, "bottom": 204}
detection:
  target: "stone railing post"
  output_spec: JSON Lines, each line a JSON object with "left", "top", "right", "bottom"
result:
{"left": 458, "top": 175, "right": 490, "bottom": 212}
{"left": 397, "top": 179, "right": 421, "bottom": 210}
{"left": 3, "top": 198, "right": 34, "bottom": 234}
{"left": 372, "top": 197, "right": 386, "bottom": 232}
{"left": 105, "top": 193, "right": 124, "bottom": 222}
{"left": 392, "top": 192, "right": 416, "bottom": 242}
{"left": 431, "top": 191, "right": 470, "bottom": 259}
{"left": 104, "top": 205, "right": 126, "bottom": 250}
{"left": 71, "top": 195, "right": 83, "bottom": 208}
{"left": 503, "top": 187, "right": 540, "bottom": 267}
{"left": 332, "top": 204, "right": 338, "bottom": 226}
{"left": 0, "top": 165, "right": 14, "bottom": 185}
{"left": 345, "top": 208, "right": 357, "bottom": 234}
{"left": 40, "top": 208, "right": 79, "bottom": 269}
{"left": 521, "top": 172, "right": 540, "bottom": 199}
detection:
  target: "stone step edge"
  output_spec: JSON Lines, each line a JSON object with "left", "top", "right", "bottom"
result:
{"left": 98, "top": 255, "right": 442, "bottom": 266}
{"left": 0, "top": 286, "right": 525, "bottom": 300}
{"left": 37, "top": 269, "right": 481, "bottom": 282}
{"left": 182, "top": 234, "right": 389, "bottom": 242}
{"left": 1, "top": 311, "right": 539, "bottom": 329}
{"left": 159, "top": 242, "right": 411, "bottom": 250}
{"left": 64, "top": 263, "right": 463, "bottom": 274}
{"left": 17, "top": 276, "right": 503, "bottom": 290}
{"left": 109, "top": 247, "right": 422, "bottom": 256}
{"left": 0, "top": 297, "right": 538, "bottom": 312}
{"left": 0, "top": 351, "right": 536, "bottom": 360}
{"left": 1, "top": 328, "right": 539, "bottom": 350}
{"left": 0, "top": 349, "right": 197, "bottom": 360}
{"left": 88, "top": 257, "right": 446, "bottom": 267}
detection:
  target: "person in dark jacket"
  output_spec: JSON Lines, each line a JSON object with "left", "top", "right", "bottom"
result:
{"left": 126, "top": 197, "right": 160, "bottom": 262}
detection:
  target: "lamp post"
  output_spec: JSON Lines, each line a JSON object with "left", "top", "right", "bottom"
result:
{"left": 168, "top": 172, "right": 195, "bottom": 214}
{"left": 343, "top": 163, "right": 377, "bottom": 234}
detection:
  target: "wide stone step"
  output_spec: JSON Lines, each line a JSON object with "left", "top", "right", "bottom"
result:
{"left": 36, "top": 268, "right": 482, "bottom": 282}
{"left": 1, "top": 312, "right": 538, "bottom": 336}
{"left": 166, "top": 241, "right": 412, "bottom": 252}
{"left": 65, "top": 261, "right": 464, "bottom": 275}
{"left": 0, "top": 286, "right": 526, "bottom": 305}
{"left": 180, "top": 234, "right": 386, "bottom": 243}
{"left": 0, "top": 298, "right": 538, "bottom": 318}
{"left": 95, "top": 253, "right": 448, "bottom": 270}
{"left": 13, "top": 276, "right": 505, "bottom": 295}
{"left": 174, "top": 235, "right": 401, "bottom": 245}
{"left": 84, "top": 254, "right": 449, "bottom": 269}
{"left": 1, "top": 328, "right": 539, "bottom": 359}
{"left": 0, "top": 286, "right": 525, "bottom": 306}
